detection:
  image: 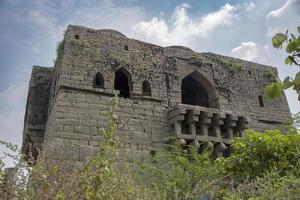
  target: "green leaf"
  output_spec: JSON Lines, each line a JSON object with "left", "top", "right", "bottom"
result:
{"left": 272, "top": 33, "right": 288, "bottom": 48}
{"left": 265, "top": 82, "right": 282, "bottom": 99}
{"left": 283, "top": 76, "right": 293, "bottom": 89}
{"left": 297, "top": 26, "right": 300, "bottom": 34}
{"left": 285, "top": 56, "right": 294, "bottom": 65}
{"left": 293, "top": 83, "right": 300, "bottom": 92}
{"left": 286, "top": 40, "right": 299, "bottom": 53}
{"left": 283, "top": 80, "right": 294, "bottom": 89}
{"left": 295, "top": 72, "right": 300, "bottom": 82}
{"left": 294, "top": 72, "right": 300, "bottom": 88}
{"left": 283, "top": 76, "right": 291, "bottom": 83}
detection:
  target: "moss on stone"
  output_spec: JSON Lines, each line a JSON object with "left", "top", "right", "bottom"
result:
{"left": 219, "top": 58, "right": 243, "bottom": 73}
{"left": 55, "top": 39, "right": 65, "bottom": 66}
{"left": 263, "top": 69, "right": 276, "bottom": 82}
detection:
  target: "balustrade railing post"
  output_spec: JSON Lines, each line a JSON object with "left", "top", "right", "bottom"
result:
{"left": 185, "top": 110, "right": 200, "bottom": 136}
{"left": 199, "top": 111, "right": 212, "bottom": 137}
{"left": 211, "top": 113, "right": 225, "bottom": 138}
{"left": 224, "top": 114, "right": 238, "bottom": 139}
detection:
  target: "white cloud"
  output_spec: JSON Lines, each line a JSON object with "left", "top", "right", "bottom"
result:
{"left": 131, "top": 3, "right": 239, "bottom": 46}
{"left": 266, "top": 0, "right": 298, "bottom": 18}
{"left": 0, "top": 84, "right": 27, "bottom": 167}
{"left": 266, "top": 0, "right": 300, "bottom": 36}
{"left": 231, "top": 41, "right": 276, "bottom": 63}
{"left": 244, "top": 2, "right": 256, "bottom": 12}
{"left": 231, "top": 42, "right": 259, "bottom": 61}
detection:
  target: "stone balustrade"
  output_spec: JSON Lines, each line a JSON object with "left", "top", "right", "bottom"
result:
{"left": 168, "top": 104, "right": 250, "bottom": 156}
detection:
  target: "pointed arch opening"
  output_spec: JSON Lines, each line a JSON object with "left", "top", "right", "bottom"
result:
{"left": 114, "top": 68, "right": 131, "bottom": 98}
{"left": 94, "top": 72, "right": 104, "bottom": 88}
{"left": 258, "top": 95, "right": 264, "bottom": 107}
{"left": 181, "top": 71, "right": 218, "bottom": 108}
{"left": 142, "top": 80, "right": 151, "bottom": 96}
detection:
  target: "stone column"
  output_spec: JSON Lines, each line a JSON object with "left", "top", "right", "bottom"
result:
{"left": 224, "top": 114, "right": 238, "bottom": 139}
{"left": 185, "top": 110, "right": 200, "bottom": 136}
{"left": 168, "top": 108, "right": 186, "bottom": 137}
{"left": 236, "top": 116, "right": 250, "bottom": 137}
{"left": 210, "top": 113, "right": 225, "bottom": 138}
{"left": 199, "top": 111, "right": 212, "bottom": 136}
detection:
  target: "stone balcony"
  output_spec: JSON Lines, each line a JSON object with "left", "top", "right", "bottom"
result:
{"left": 168, "top": 104, "right": 250, "bottom": 156}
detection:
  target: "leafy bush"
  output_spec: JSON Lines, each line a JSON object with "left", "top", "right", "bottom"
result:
{"left": 137, "top": 142, "right": 222, "bottom": 200}
{"left": 221, "top": 171, "right": 300, "bottom": 199}
{"left": 217, "top": 129, "right": 300, "bottom": 179}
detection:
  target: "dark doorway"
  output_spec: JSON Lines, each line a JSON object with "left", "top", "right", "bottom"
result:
{"left": 114, "top": 70, "right": 130, "bottom": 98}
{"left": 181, "top": 75, "right": 209, "bottom": 107}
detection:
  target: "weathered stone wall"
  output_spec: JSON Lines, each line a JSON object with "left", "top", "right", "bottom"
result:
{"left": 43, "top": 87, "right": 168, "bottom": 162}
{"left": 22, "top": 66, "right": 52, "bottom": 158}
{"left": 200, "top": 53, "right": 291, "bottom": 130}
{"left": 23, "top": 25, "right": 291, "bottom": 163}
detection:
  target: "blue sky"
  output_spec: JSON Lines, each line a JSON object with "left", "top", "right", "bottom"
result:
{"left": 0, "top": 0, "right": 299, "bottom": 166}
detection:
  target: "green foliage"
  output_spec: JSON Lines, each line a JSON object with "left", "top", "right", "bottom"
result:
{"left": 269, "top": 27, "right": 300, "bottom": 100}
{"left": 221, "top": 171, "right": 300, "bottom": 199}
{"left": 264, "top": 82, "right": 282, "bottom": 99}
{"left": 283, "top": 76, "right": 294, "bottom": 89}
{"left": 55, "top": 39, "right": 65, "bottom": 66}
{"left": 138, "top": 143, "right": 220, "bottom": 199}
{"left": 263, "top": 69, "right": 277, "bottom": 82}
{"left": 219, "top": 58, "right": 243, "bottom": 73}
{"left": 218, "top": 129, "right": 300, "bottom": 180}
{"left": 292, "top": 112, "right": 300, "bottom": 130}
{"left": 272, "top": 32, "right": 288, "bottom": 48}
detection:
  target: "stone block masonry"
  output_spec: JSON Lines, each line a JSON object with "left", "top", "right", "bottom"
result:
{"left": 22, "top": 25, "right": 291, "bottom": 163}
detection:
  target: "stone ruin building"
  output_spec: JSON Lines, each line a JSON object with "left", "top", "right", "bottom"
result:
{"left": 22, "top": 25, "right": 291, "bottom": 164}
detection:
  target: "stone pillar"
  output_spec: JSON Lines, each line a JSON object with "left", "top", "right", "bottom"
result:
{"left": 236, "top": 116, "right": 250, "bottom": 137}
{"left": 168, "top": 108, "right": 186, "bottom": 137}
{"left": 185, "top": 110, "right": 200, "bottom": 136}
{"left": 223, "top": 114, "right": 238, "bottom": 139}
{"left": 172, "top": 115, "right": 185, "bottom": 137}
{"left": 210, "top": 113, "right": 225, "bottom": 138}
{"left": 199, "top": 111, "right": 212, "bottom": 136}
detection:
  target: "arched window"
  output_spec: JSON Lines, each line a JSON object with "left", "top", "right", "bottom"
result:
{"left": 114, "top": 69, "right": 131, "bottom": 98}
{"left": 94, "top": 72, "right": 104, "bottom": 88}
{"left": 181, "top": 71, "right": 218, "bottom": 108}
{"left": 142, "top": 80, "right": 151, "bottom": 96}
{"left": 258, "top": 95, "right": 264, "bottom": 107}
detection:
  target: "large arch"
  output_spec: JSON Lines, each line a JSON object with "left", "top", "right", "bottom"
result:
{"left": 114, "top": 68, "right": 132, "bottom": 98}
{"left": 181, "top": 71, "right": 218, "bottom": 108}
